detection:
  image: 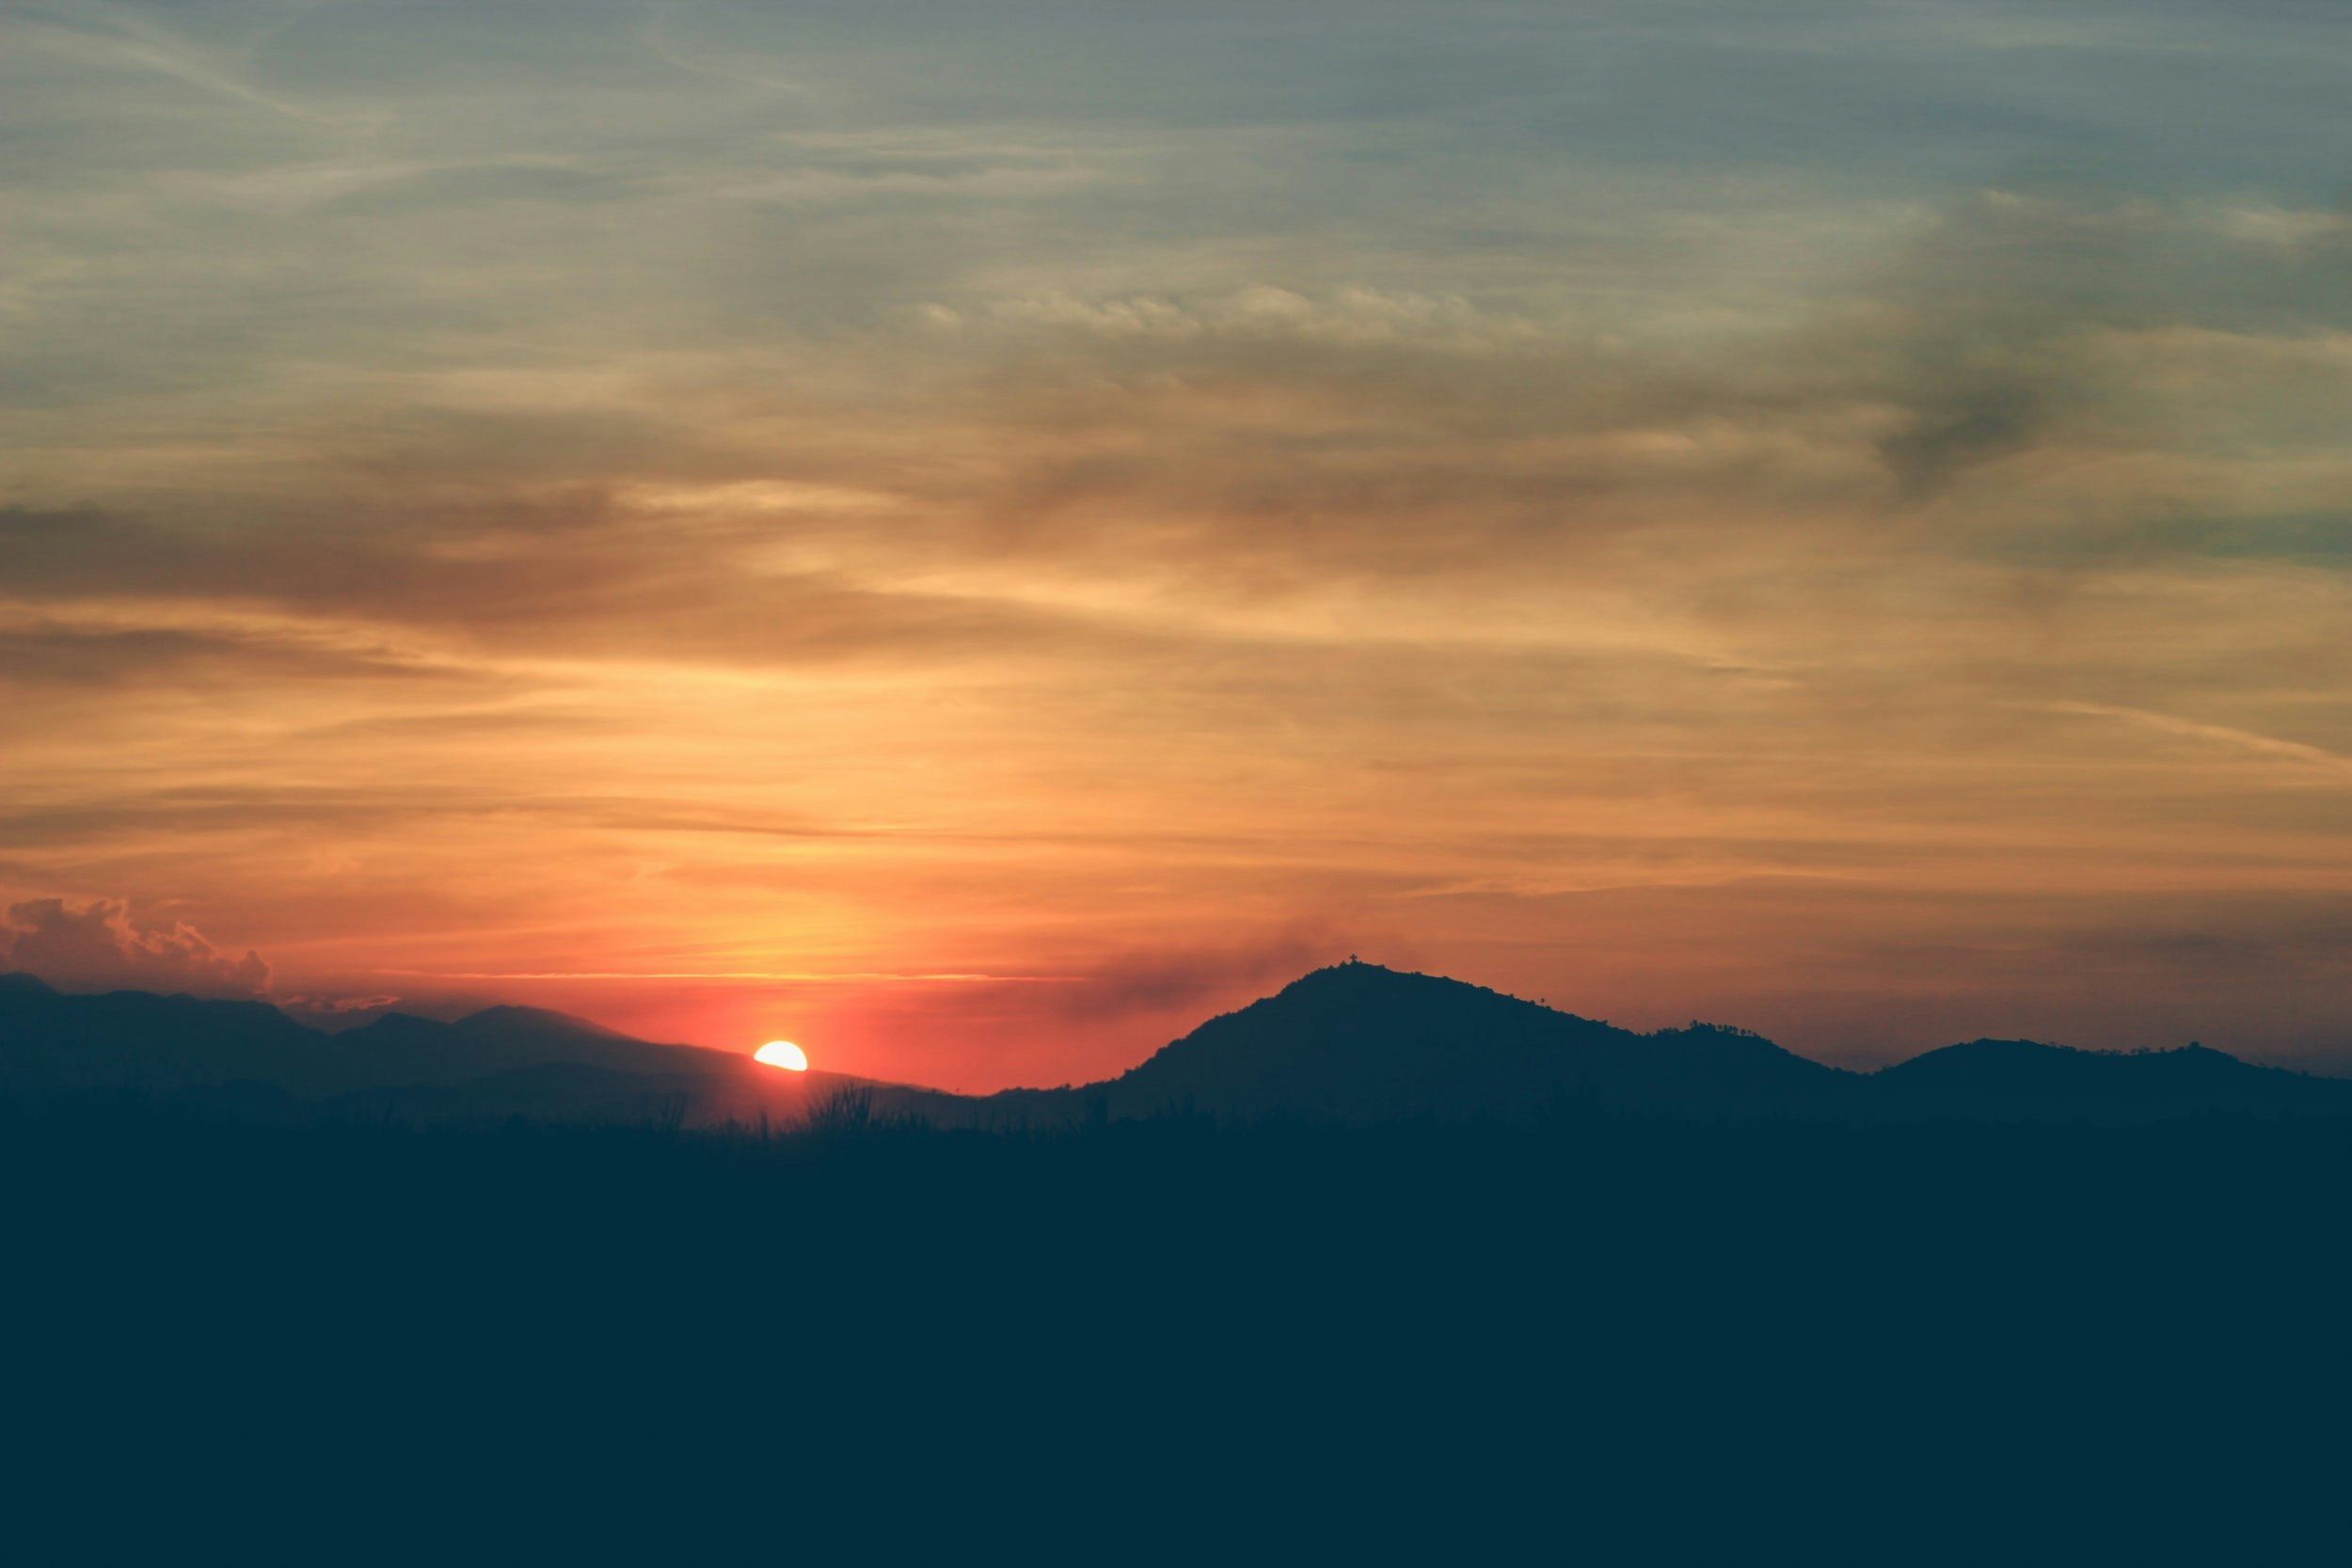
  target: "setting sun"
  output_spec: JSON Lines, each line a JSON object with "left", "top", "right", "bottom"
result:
{"left": 755, "top": 1040, "right": 809, "bottom": 1072}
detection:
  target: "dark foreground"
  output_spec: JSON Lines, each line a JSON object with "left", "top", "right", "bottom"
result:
{"left": 10, "top": 1100, "right": 2350, "bottom": 1558}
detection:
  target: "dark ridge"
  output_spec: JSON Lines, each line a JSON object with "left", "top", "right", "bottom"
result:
{"left": 0, "top": 977, "right": 741, "bottom": 1098}
{"left": 1875, "top": 1037, "right": 2349, "bottom": 1120}
{"left": 334, "top": 1006, "right": 742, "bottom": 1088}
{"left": 451, "top": 1004, "right": 634, "bottom": 1039}
{"left": 1098, "top": 961, "right": 1857, "bottom": 1123}
{"left": 0, "top": 977, "right": 346, "bottom": 1095}
{"left": 8, "top": 961, "right": 2349, "bottom": 1126}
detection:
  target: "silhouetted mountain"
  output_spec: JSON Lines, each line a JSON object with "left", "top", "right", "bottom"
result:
{"left": 7, "top": 961, "right": 2349, "bottom": 1127}
{"left": 0, "top": 974, "right": 354, "bottom": 1095}
{"left": 0, "top": 971, "right": 981, "bottom": 1128}
{"left": 0, "top": 976, "right": 742, "bottom": 1100}
{"left": 1087, "top": 961, "right": 1859, "bottom": 1123}
{"left": 1874, "top": 1037, "right": 2352, "bottom": 1121}
{"left": 333, "top": 1005, "right": 743, "bottom": 1087}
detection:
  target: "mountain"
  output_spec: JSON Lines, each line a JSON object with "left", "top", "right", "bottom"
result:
{"left": 331, "top": 1006, "right": 744, "bottom": 1087}
{"left": 1874, "top": 1037, "right": 2352, "bottom": 1121}
{"left": 1026, "top": 961, "right": 2352, "bottom": 1125}
{"left": 0, "top": 970, "right": 973, "bottom": 1128}
{"left": 1085, "top": 961, "right": 1859, "bottom": 1123}
{"left": 6, "top": 962, "right": 2349, "bottom": 1127}
{"left": 0, "top": 973, "right": 353, "bottom": 1096}
{"left": 0, "top": 975, "right": 739, "bottom": 1099}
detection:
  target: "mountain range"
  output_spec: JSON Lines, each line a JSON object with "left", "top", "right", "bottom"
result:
{"left": 4, "top": 961, "right": 2346, "bottom": 1128}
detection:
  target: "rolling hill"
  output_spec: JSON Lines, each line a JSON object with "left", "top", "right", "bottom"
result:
{"left": 1873, "top": 1036, "right": 2349, "bottom": 1122}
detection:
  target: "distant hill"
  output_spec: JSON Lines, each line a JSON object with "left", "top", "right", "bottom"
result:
{"left": 1874, "top": 1037, "right": 2352, "bottom": 1122}
{"left": 1086, "top": 961, "right": 1860, "bottom": 1123}
{"left": 0, "top": 970, "right": 972, "bottom": 1129}
{"left": 5, "top": 962, "right": 2348, "bottom": 1127}
{"left": 331, "top": 1006, "right": 744, "bottom": 1088}
{"left": 0, "top": 974, "right": 740, "bottom": 1099}
{"left": 0, "top": 973, "right": 352, "bottom": 1096}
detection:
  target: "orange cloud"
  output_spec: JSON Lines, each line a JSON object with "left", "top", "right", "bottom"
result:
{"left": 5, "top": 5, "right": 2351, "bottom": 1085}
{"left": 2, "top": 897, "right": 269, "bottom": 999}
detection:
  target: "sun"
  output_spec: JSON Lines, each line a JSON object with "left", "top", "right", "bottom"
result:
{"left": 755, "top": 1040, "right": 809, "bottom": 1072}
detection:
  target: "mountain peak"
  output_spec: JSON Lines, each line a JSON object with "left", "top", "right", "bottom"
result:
{"left": 1104, "top": 961, "right": 1832, "bottom": 1123}
{"left": 1268, "top": 959, "right": 1564, "bottom": 1015}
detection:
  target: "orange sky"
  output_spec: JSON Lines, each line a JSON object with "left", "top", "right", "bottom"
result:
{"left": 5, "top": 2, "right": 2351, "bottom": 1088}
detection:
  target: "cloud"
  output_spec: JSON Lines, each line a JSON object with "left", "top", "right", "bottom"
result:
{"left": 0, "top": 620, "right": 475, "bottom": 689}
{"left": 2041, "top": 702, "right": 2352, "bottom": 782}
{"left": 1, "top": 897, "right": 271, "bottom": 998}
{"left": 1037, "top": 935, "right": 1339, "bottom": 1026}
{"left": 5, "top": 0, "right": 2352, "bottom": 1080}
{"left": 273, "top": 992, "right": 407, "bottom": 1033}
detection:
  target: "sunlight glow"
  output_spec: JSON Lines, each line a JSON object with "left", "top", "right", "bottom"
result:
{"left": 755, "top": 1039, "right": 810, "bottom": 1071}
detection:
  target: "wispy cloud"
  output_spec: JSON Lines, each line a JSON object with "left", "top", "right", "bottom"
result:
{"left": 2041, "top": 702, "right": 2352, "bottom": 782}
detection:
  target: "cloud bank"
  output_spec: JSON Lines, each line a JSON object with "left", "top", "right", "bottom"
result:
{"left": 1, "top": 898, "right": 270, "bottom": 999}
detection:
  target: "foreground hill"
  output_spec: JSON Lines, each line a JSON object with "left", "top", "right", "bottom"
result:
{"left": 21, "top": 1080, "right": 2349, "bottom": 1559}
{"left": 5, "top": 962, "right": 2349, "bottom": 1126}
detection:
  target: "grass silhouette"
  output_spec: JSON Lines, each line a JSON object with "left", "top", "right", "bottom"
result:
{"left": 7, "top": 1089, "right": 2347, "bottom": 1556}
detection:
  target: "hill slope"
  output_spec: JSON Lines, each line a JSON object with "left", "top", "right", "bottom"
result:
{"left": 0, "top": 971, "right": 981, "bottom": 1128}
{"left": 331, "top": 1006, "right": 744, "bottom": 1088}
{"left": 1091, "top": 962, "right": 1860, "bottom": 1123}
{"left": 0, "top": 976, "right": 741, "bottom": 1099}
{"left": 1874, "top": 1037, "right": 2352, "bottom": 1121}
{"left": 0, "top": 974, "right": 351, "bottom": 1095}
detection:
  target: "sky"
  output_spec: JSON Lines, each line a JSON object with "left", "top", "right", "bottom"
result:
{"left": 4, "top": 0, "right": 2350, "bottom": 1090}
